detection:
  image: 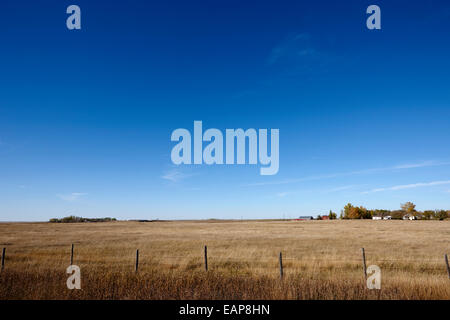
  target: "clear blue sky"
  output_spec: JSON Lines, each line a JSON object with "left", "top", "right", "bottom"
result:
{"left": 1, "top": 0, "right": 450, "bottom": 221}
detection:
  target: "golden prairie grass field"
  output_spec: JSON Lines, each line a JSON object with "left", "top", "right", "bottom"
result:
{"left": 0, "top": 219, "right": 449, "bottom": 299}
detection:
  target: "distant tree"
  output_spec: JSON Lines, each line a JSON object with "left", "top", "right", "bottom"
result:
{"left": 401, "top": 202, "right": 416, "bottom": 215}
{"left": 343, "top": 203, "right": 354, "bottom": 219}
{"left": 344, "top": 206, "right": 371, "bottom": 219}
{"left": 433, "top": 210, "right": 448, "bottom": 221}
{"left": 328, "top": 210, "right": 337, "bottom": 220}
{"left": 360, "top": 207, "right": 372, "bottom": 219}
{"left": 381, "top": 209, "right": 391, "bottom": 217}
{"left": 317, "top": 215, "right": 322, "bottom": 220}
{"left": 422, "top": 210, "right": 434, "bottom": 220}
{"left": 390, "top": 210, "right": 404, "bottom": 219}
{"left": 348, "top": 206, "right": 360, "bottom": 219}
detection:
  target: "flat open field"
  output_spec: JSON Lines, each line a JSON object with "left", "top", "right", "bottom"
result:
{"left": 0, "top": 220, "right": 449, "bottom": 299}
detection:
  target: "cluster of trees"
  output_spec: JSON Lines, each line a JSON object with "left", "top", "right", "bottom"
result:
{"left": 328, "top": 210, "right": 338, "bottom": 219}
{"left": 316, "top": 211, "right": 338, "bottom": 220}
{"left": 422, "top": 210, "right": 449, "bottom": 220}
{"left": 340, "top": 204, "right": 373, "bottom": 219}
{"left": 339, "top": 202, "right": 449, "bottom": 220}
{"left": 49, "top": 216, "right": 117, "bottom": 223}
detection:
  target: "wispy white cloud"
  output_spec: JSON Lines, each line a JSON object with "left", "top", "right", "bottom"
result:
{"left": 267, "top": 33, "right": 313, "bottom": 65}
{"left": 245, "top": 160, "right": 450, "bottom": 187}
{"left": 57, "top": 193, "right": 87, "bottom": 201}
{"left": 392, "top": 160, "right": 449, "bottom": 169}
{"left": 161, "top": 170, "right": 194, "bottom": 183}
{"left": 362, "top": 180, "right": 450, "bottom": 194}
{"left": 266, "top": 32, "right": 333, "bottom": 77}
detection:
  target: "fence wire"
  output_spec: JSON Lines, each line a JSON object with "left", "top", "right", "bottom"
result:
{"left": 1, "top": 244, "right": 448, "bottom": 275}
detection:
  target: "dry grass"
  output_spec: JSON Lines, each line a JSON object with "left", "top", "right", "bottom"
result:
{"left": 0, "top": 220, "right": 449, "bottom": 299}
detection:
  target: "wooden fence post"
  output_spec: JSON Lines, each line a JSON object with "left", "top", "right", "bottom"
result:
{"left": 1, "top": 248, "right": 5, "bottom": 271}
{"left": 279, "top": 252, "right": 283, "bottom": 279}
{"left": 204, "top": 245, "right": 208, "bottom": 271}
{"left": 361, "top": 248, "right": 367, "bottom": 279}
{"left": 445, "top": 254, "right": 450, "bottom": 280}
{"left": 70, "top": 244, "right": 74, "bottom": 265}
{"left": 135, "top": 249, "right": 139, "bottom": 272}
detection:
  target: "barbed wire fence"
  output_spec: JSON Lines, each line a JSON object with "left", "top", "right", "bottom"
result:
{"left": 1, "top": 244, "right": 449, "bottom": 280}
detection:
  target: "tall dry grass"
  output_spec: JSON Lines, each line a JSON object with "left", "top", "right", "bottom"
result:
{"left": 0, "top": 220, "right": 449, "bottom": 299}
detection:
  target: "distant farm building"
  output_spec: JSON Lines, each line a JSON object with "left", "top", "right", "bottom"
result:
{"left": 373, "top": 215, "right": 391, "bottom": 220}
{"left": 296, "top": 216, "right": 314, "bottom": 221}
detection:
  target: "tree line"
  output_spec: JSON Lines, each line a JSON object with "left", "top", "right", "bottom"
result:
{"left": 49, "top": 216, "right": 117, "bottom": 223}
{"left": 334, "top": 202, "right": 449, "bottom": 220}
